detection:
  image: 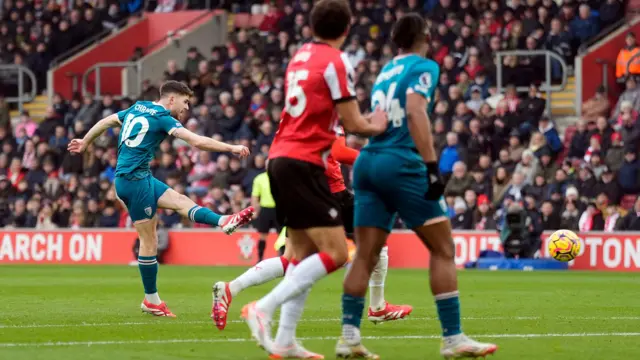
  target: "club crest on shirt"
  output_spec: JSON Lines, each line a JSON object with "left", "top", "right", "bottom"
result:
{"left": 144, "top": 207, "right": 152, "bottom": 216}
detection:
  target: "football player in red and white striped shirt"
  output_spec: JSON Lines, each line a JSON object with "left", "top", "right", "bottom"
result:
{"left": 241, "top": 0, "right": 387, "bottom": 358}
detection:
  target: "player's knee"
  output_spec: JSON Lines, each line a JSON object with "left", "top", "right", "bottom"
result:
{"left": 325, "top": 245, "right": 349, "bottom": 268}
{"left": 138, "top": 240, "right": 158, "bottom": 255}
{"left": 432, "top": 238, "right": 455, "bottom": 261}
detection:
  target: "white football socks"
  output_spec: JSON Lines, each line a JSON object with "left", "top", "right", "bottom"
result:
{"left": 369, "top": 246, "right": 389, "bottom": 311}
{"left": 229, "top": 256, "right": 288, "bottom": 297}
{"left": 145, "top": 292, "right": 162, "bottom": 305}
{"left": 256, "top": 253, "right": 336, "bottom": 317}
{"left": 274, "top": 264, "right": 311, "bottom": 347}
{"left": 342, "top": 324, "right": 361, "bottom": 344}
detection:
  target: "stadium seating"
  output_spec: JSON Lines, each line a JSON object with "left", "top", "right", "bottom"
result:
{"left": 1, "top": 0, "right": 640, "bottom": 233}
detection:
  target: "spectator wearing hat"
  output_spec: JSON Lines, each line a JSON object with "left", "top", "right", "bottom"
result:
{"left": 617, "top": 196, "right": 640, "bottom": 230}
{"left": 537, "top": 148, "right": 558, "bottom": 183}
{"left": 581, "top": 86, "right": 610, "bottom": 123}
{"left": 473, "top": 194, "right": 497, "bottom": 230}
{"left": 606, "top": 132, "right": 625, "bottom": 172}
{"left": 618, "top": 147, "right": 640, "bottom": 194}
{"left": 465, "top": 86, "right": 484, "bottom": 113}
{"left": 451, "top": 197, "right": 473, "bottom": 230}
{"left": 596, "top": 166, "right": 623, "bottom": 205}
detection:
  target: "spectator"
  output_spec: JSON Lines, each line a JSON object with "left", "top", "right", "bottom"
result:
{"left": 582, "top": 86, "right": 610, "bottom": 122}
{"left": 606, "top": 133, "right": 625, "bottom": 172}
{"left": 508, "top": 131, "right": 525, "bottom": 163}
{"left": 439, "top": 132, "right": 462, "bottom": 179}
{"left": 613, "top": 77, "right": 640, "bottom": 118}
{"left": 503, "top": 171, "right": 526, "bottom": 203}
{"left": 518, "top": 84, "right": 546, "bottom": 126}
{"left": 165, "top": 59, "right": 189, "bottom": 83}
{"left": 538, "top": 117, "right": 563, "bottom": 157}
{"left": 617, "top": 197, "right": 640, "bottom": 230}
{"left": 492, "top": 167, "right": 511, "bottom": 206}
{"left": 583, "top": 134, "right": 603, "bottom": 163}
{"left": 473, "top": 194, "right": 496, "bottom": 230}
{"left": 568, "top": 120, "right": 589, "bottom": 159}
{"left": 444, "top": 161, "right": 473, "bottom": 197}
{"left": 560, "top": 200, "right": 581, "bottom": 231}
{"left": 570, "top": 4, "right": 599, "bottom": 44}
{"left": 615, "top": 32, "right": 640, "bottom": 82}
{"left": 618, "top": 147, "right": 640, "bottom": 194}
{"left": 540, "top": 200, "right": 561, "bottom": 230}
{"left": 515, "top": 150, "right": 539, "bottom": 185}
{"left": 604, "top": 202, "right": 624, "bottom": 231}
{"left": 14, "top": 111, "right": 37, "bottom": 139}
{"left": 451, "top": 197, "right": 473, "bottom": 230}
{"left": 579, "top": 201, "right": 605, "bottom": 231}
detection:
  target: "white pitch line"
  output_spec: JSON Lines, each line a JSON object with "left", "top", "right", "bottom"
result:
{"left": 1, "top": 332, "right": 640, "bottom": 348}
{"left": 2, "top": 316, "right": 639, "bottom": 330}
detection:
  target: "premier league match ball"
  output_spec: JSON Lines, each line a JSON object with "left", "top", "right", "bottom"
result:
{"left": 547, "top": 229, "right": 581, "bottom": 262}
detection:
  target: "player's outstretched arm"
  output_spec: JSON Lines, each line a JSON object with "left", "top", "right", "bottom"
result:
{"left": 172, "top": 127, "right": 250, "bottom": 157}
{"left": 337, "top": 100, "right": 387, "bottom": 137}
{"left": 67, "top": 114, "right": 122, "bottom": 153}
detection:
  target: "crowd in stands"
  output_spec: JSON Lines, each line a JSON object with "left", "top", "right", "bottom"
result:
{"left": 2, "top": 0, "right": 640, "bottom": 234}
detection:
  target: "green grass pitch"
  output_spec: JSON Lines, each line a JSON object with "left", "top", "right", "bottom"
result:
{"left": 1, "top": 265, "right": 639, "bottom": 359}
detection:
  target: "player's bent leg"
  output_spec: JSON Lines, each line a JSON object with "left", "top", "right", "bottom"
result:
{"left": 157, "top": 188, "right": 254, "bottom": 234}
{"left": 242, "top": 232, "right": 318, "bottom": 350}
{"left": 135, "top": 216, "right": 176, "bottom": 318}
{"left": 367, "top": 245, "right": 413, "bottom": 324}
{"left": 414, "top": 219, "right": 497, "bottom": 359}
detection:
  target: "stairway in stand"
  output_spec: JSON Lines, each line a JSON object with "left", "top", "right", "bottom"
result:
{"left": 9, "top": 95, "right": 49, "bottom": 122}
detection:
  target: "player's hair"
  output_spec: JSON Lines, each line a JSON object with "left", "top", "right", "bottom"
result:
{"left": 310, "top": 0, "right": 352, "bottom": 40}
{"left": 160, "top": 81, "right": 194, "bottom": 98}
{"left": 391, "top": 13, "right": 426, "bottom": 51}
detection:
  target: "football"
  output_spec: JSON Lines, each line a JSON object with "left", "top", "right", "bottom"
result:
{"left": 548, "top": 229, "right": 581, "bottom": 262}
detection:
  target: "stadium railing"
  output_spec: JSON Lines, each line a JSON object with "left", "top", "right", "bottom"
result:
{"left": 495, "top": 50, "right": 569, "bottom": 115}
{"left": 1, "top": 65, "right": 37, "bottom": 112}
{"left": 81, "top": 62, "right": 142, "bottom": 100}
{"left": 79, "top": 11, "right": 226, "bottom": 100}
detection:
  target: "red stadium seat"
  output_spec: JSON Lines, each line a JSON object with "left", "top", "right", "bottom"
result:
{"left": 234, "top": 14, "right": 251, "bottom": 29}
{"left": 250, "top": 14, "right": 265, "bottom": 28}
